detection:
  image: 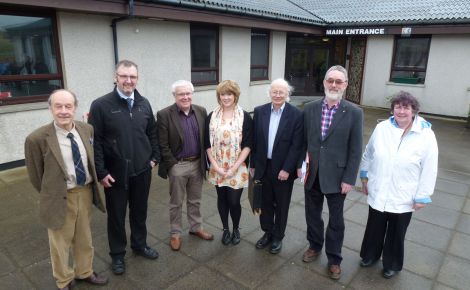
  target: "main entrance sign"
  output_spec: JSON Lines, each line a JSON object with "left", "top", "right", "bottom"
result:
{"left": 326, "top": 28, "right": 385, "bottom": 35}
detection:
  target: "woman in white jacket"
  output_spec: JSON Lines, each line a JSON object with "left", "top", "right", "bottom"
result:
{"left": 359, "top": 91, "right": 438, "bottom": 279}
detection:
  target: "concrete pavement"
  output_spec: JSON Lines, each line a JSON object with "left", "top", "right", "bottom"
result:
{"left": 1, "top": 107, "right": 470, "bottom": 289}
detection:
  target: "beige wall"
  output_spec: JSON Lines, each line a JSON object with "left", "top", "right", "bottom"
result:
{"left": 362, "top": 34, "right": 470, "bottom": 117}
{"left": 0, "top": 13, "right": 287, "bottom": 164}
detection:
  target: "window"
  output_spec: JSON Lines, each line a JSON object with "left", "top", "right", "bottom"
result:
{"left": 190, "top": 24, "right": 218, "bottom": 85}
{"left": 390, "top": 36, "right": 431, "bottom": 84}
{"left": 0, "top": 9, "right": 62, "bottom": 105}
{"left": 250, "top": 30, "right": 270, "bottom": 81}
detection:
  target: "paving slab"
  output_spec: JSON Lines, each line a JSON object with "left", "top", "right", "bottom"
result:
{"left": 431, "top": 190, "right": 466, "bottom": 211}
{"left": 448, "top": 232, "right": 470, "bottom": 261}
{"left": 0, "top": 271, "right": 34, "bottom": 290}
{"left": 349, "top": 267, "right": 433, "bottom": 290}
{"left": 456, "top": 213, "right": 470, "bottom": 235}
{"left": 434, "top": 178, "right": 469, "bottom": 196}
{"left": 403, "top": 240, "right": 445, "bottom": 279}
{"left": 406, "top": 219, "right": 453, "bottom": 252}
{"left": 437, "top": 255, "right": 470, "bottom": 290}
{"left": 166, "top": 266, "right": 247, "bottom": 290}
{"left": 412, "top": 204, "right": 460, "bottom": 229}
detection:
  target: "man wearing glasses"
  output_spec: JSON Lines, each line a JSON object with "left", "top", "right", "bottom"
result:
{"left": 156, "top": 80, "right": 213, "bottom": 252}
{"left": 299, "top": 65, "right": 363, "bottom": 280}
{"left": 88, "top": 60, "right": 160, "bottom": 275}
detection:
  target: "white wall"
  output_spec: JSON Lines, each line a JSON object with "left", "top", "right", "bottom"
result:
{"left": 362, "top": 34, "right": 470, "bottom": 117}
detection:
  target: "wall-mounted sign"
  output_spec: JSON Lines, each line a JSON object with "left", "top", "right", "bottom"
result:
{"left": 401, "top": 27, "right": 412, "bottom": 36}
{"left": 326, "top": 28, "right": 386, "bottom": 35}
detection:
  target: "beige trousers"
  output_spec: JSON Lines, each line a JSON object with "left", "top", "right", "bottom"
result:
{"left": 47, "top": 185, "right": 94, "bottom": 288}
{"left": 168, "top": 160, "right": 203, "bottom": 235}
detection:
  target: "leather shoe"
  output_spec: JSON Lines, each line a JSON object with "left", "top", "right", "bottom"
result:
{"left": 78, "top": 272, "right": 108, "bottom": 285}
{"left": 111, "top": 258, "right": 125, "bottom": 275}
{"left": 255, "top": 233, "right": 272, "bottom": 249}
{"left": 360, "top": 259, "right": 377, "bottom": 267}
{"left": 383, "top": 269, "right": 398, "bottom": 279}
{"left": 189, "top": 229, "right": 214, "bottom": 240}
{"left": 302, "top": 248, "right": 320, "bottom": 263}
{"left": 170, "top": 236, "right": 181, "bottom": 251}
{"left": 270, "top": 239, "right": 282, "bottom": 254}
{"left": 328, "top": 264, "right": 341, "bottom": 280}
{"left": 58, "top": 281, "right": 74, "bottom": 290}
{"left": 133, "top": 246, "right": 159, "bottom": 259}
{"left": 221, "top": 229, "right": 231, "bottom": 245}
{"left": 231, "top": 228, "right": 241, "bottom": 245}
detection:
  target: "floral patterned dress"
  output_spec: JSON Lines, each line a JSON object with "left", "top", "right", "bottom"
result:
{"left": 208, "top": 106, "right": 249, "bottom": 189}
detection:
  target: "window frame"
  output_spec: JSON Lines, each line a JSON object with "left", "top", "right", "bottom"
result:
{"left": 250, "top": 29, "right": 270, "bottom": 81}
{"left": 389, "top": 35, "right": 431, "bottom": 84}
{"left": 0, "top": 7, "right": 63, "bottom": 106}
{"left": 190, "top": 24, "right": 219, "bottom": 86}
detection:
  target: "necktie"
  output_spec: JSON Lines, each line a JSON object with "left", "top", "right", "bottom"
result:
{"left": 126, "top": 97, "right": 133, "bottom": 110}
{"left": 67, "top": 133, "right": 86, "bottom": 186}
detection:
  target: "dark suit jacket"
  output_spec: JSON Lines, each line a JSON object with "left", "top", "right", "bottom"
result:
{"left": 156, "top": 103, "right": 207, "bottom": 179}
{"left": 302, "top": 98, "right": 363, "bottom": 193}
{"left": 24, "top": 121, "right": 106, "bottom": 229}
{"left": 251, "top": 102, "right": 303, "bottom": 181}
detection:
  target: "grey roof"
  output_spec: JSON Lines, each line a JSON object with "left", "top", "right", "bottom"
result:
{"left": 151, "top": 0, "right": 325, "bottom": 24}
{"left": 292, "top": 0, "right": 470, "bottom": 25}
{"left": 149, "top": 0, "right": 470, "bottom": 26}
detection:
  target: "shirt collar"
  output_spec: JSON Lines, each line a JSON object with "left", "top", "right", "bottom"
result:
{"left": 53, "top": 121, "right": 76, "bottom": 135}
{"left": 322, "top": 97, "right": 340, "bottom": 109}
{"left": 271, "top": 102, "right": 285, "bottom": 113}
{"left": 176, "top": 104, "right": 193, "bottom": 115}
{"left": 116, "top": 87, "right": 134, "bottom": 100}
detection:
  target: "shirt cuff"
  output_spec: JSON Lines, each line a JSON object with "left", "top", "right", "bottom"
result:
{"left": 360, "top": 170, "right": 368, "bottom": 178}
{"left": 415, "top": 197, "right": 432, "bottom": 204}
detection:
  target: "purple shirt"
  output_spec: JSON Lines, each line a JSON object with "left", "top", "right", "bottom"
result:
{"left": 175, "top": 107, "right": 200, "bottom": 159}
{"left": 321, "top": 98, "right": 340, "bottom": 139}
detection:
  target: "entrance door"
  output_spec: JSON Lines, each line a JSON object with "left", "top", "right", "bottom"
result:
{"left": 285, "top": 46, "right": 313, "bottom": 95}
{"left": 346, "top": 37, "right": 367, "bottom": 104}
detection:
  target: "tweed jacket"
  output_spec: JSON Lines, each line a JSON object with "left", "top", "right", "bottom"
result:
{"left": 24, "top": 121, "right": 106, "bottom": 229}
{"left": 302, "top": 98, "right": 363, "bottom": 193}
{"left": 156, "top": 103, "right": 207, "bottom": 179}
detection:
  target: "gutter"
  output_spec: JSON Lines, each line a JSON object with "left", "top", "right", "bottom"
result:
{"left": 111, "top": 0, "right": 135, "bottom": 64}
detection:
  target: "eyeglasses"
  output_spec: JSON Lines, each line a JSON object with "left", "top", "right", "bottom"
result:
{"left": 325, "top": 79, "right": 347, "bottom": 85}
{"left": 176, "top": 92, "right": 192, "bottom": 97}
{"left": 116, "top": 74, "right": 138, "bottom": 81}
{"left": 271, "top": 90, "right": 286, "bottom": 97}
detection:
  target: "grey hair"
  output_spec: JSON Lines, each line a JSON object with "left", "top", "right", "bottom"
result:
{"left": 48, "top": 89, "right": 78, "bottom": 107}
{"left": 171, "top": 80, "right": 194, "bottom": 95}
{"left": 115, "top": 59, "right": 138, "bottom": 73}
{"left": 268, "top": 78, "right": 293, "bottom": 97}
{"left": 324, "top": 65, "right": 348, "bottom": 81}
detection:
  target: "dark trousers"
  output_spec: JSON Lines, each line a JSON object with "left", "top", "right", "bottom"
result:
{"left": 215, "top": 186, "right": 243, "bottom": 230}
{"left": 360, "top": 206, "right": 412, "bottom": 271}
{"left": 305, "top": 174, "right": 345, "bottom": 265}
{"left": 259, "top": 160, "right": 294, "bottom": 240}
{"left": 105, "top": 169, "right": 152, "bottom": 259}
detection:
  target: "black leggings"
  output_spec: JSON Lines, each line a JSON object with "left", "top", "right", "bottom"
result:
{"left": 215, "top": 186, "right": 243, "bottom": 230}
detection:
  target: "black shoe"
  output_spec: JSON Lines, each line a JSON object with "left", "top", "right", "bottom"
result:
{"left": 270, "top": 239, "right": 282, "bottom": 254}
{"left": 222, "top": 229, "right": 231, "bottom": 245}
{"left": 255, "top": 233, "right": 272, "bottom": 249}
{"left": 231, "top": 228, "right": 241, "bottom": 245}
{"left": 383, "top": 269, "right": 398, "bottom": 279}
{"left": 133, "top": 246, "right": 159, "bottom": 260}
{"left": 360, "top": 259, "right": 377, "bottom": 267}
{"left": 111, "top": 258, "right": 125, "bottom": 275}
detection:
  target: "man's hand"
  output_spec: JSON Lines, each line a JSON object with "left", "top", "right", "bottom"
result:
{"left": 341, "top": 182, "right": 353, "bottom": 194}
{"left": 249, "top": 168, "right": 255, "bottom": 178}
{"left": 297, "top": 168, "right": 302, "bottom": 178}
{"left": 100, "top": 174, "right": 115, "bottom": 188}
{"left": 150, "top": 160, "right": 157, "bottom": 168}
{"left": 278, "top": 170, "right": 289, "bottom": 181}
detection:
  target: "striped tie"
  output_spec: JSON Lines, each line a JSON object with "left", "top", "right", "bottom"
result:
{"left": 67, "top": 133, "right": 86, "bottom": 186}
{"left": 126, "top": 97, "right": 133, "bottom": 110}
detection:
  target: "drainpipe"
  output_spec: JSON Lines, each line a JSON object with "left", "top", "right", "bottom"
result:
{"left": 111, "top": 0, "right": 135, "bottom": 64}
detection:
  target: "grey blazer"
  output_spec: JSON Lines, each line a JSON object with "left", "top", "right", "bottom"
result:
{"left": 302, "top": 98, "right": 363, "bottom": 193}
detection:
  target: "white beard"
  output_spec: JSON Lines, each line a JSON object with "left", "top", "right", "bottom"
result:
{"left": 325, "top": 90, "right": 343, "bottom": 101}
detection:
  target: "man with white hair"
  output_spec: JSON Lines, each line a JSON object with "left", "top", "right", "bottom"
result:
{"left": 300, "top": 65, "right": 363, "bottom": 280}
{"left": 157, "top": 80, "right": 214, "bottom": 252}
{"left": 251, "top": 78, "right": 303, "bottom": 254}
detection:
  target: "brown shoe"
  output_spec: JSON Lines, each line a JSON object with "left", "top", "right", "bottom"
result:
{"left": 58, "top": 281, "right": 74, "bottom": 290}
{"left": 189, "top": 229, "right": 214, "bottom": 240}
{"left": 78, "top": 272, "right": 108, "bottom": 285}
{"left": 302, "top": 248, "right": 320, "bottom": 263}
{"left": 328, "top": 264, "right": 341, "bottom": 280}
{"left": 170, "top": 236, "right": 181, "bottom": 251}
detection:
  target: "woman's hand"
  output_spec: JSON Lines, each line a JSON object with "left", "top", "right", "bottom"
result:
{"left": 225, "top": 167, "right": 236, "bottom": 178}
{"left": 361, "top": 180, "right": 368, "bottom": 195}
{"left": 412, "top": 202, "right": 426, "bottom": 210}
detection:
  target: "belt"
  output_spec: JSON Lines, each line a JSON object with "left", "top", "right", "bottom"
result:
{"left": 178, "top": 156, "right": 199, "bottom": 162}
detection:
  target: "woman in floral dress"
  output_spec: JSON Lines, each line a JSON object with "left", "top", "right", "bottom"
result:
{"left": 205, "top": 80, "right": 253, "bottom": 245}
